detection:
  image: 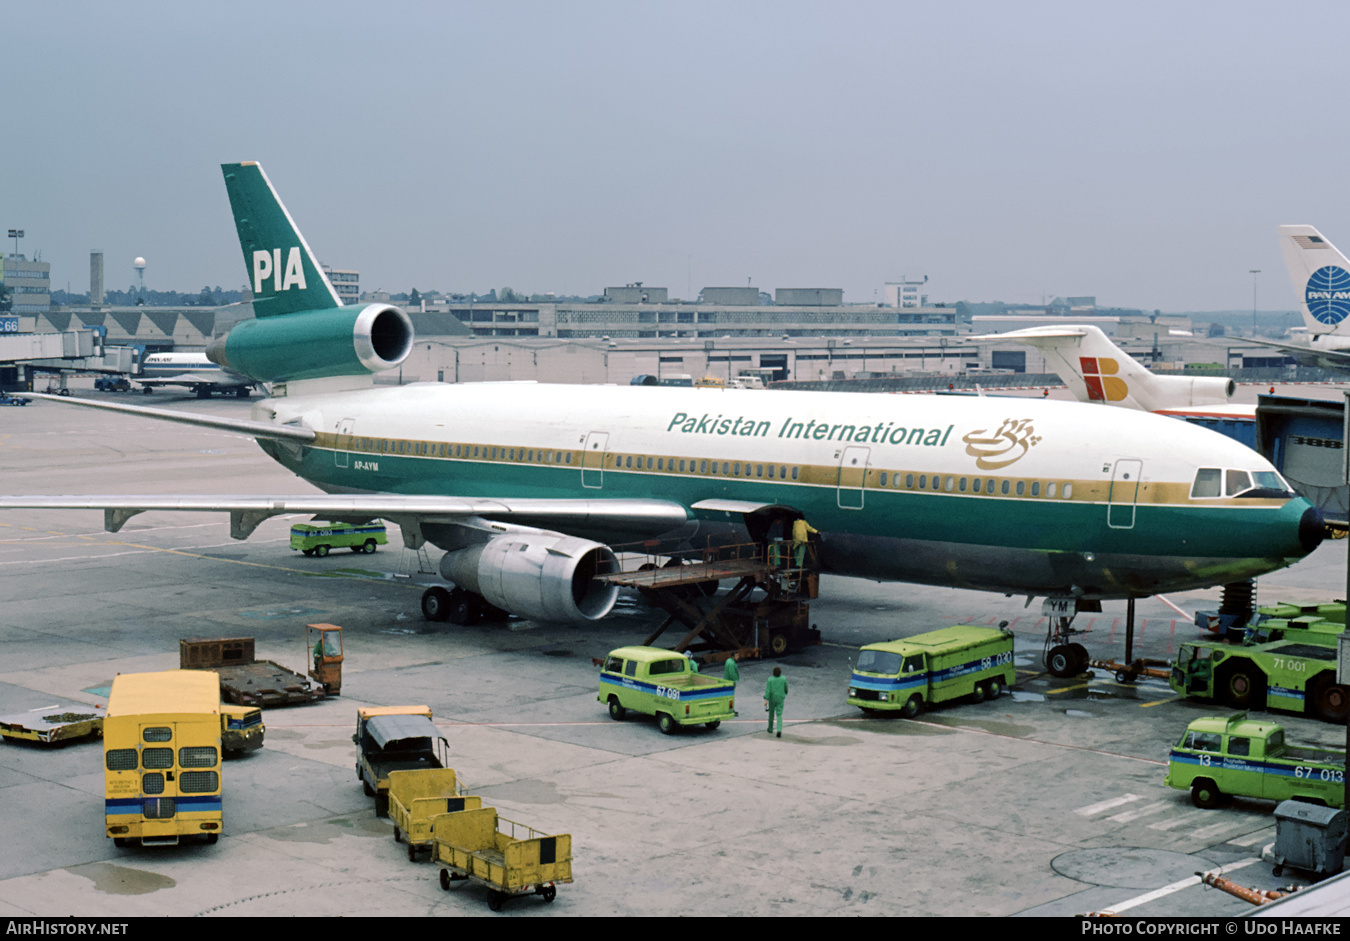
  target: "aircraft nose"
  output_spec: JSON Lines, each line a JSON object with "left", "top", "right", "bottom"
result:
{"left": 1299, "top": 505, "right": 1326, "bottom": 554}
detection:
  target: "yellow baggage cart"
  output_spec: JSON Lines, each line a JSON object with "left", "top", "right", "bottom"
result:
{"left": 387, "top": 768, "right": 481, "bottom": 861}
{"left": 431, "top": 807, "right": 572, "bottom": 911}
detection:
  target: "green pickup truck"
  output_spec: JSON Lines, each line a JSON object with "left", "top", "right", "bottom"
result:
{"left": 1164, "top": 713, "right": 1346, "bottom": 809}
{"left": 598, "top": 646, "right": 737, "bottom": 734}
{"left": 290, "top": 522, "right": 387, "bottom": 556}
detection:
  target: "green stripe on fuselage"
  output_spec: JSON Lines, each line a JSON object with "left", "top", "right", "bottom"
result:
{"left": 280, "top": 443, "right": 1305, "bottom": 562}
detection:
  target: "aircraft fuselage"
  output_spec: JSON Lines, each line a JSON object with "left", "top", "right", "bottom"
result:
{"left": 252, "top": 381, "right": 1322, "bottom": 601}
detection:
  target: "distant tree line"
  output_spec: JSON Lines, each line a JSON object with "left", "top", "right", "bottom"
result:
{"left": 50, "top": 286, "right": 247, "bottom": 307}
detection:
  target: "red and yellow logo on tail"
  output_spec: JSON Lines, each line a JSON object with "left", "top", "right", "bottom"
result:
{"left": 1079, "top": 357, "right": 1128, "bottom": 402}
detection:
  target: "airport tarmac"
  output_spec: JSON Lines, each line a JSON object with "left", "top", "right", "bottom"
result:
{"left": 1, "top": 382, "right": 1347, "bottom": 918}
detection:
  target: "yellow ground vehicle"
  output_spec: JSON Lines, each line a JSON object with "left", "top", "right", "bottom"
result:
{"left": 388, "top": 768, "right": 480, "bottom": 860}
{"left": 104, "top": 670, "right": 222, "bottom": 847}
{"left": 353, "top": 705, "right": 450, "bottom": 816}
{"left": 432, "top": 806, "right": 572, "bottom": 911}
{"left": 219, "top": 704, "right": 264, "bottom": 756}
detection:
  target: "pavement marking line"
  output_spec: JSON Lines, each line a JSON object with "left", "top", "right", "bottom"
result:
{"left": 916, "top": 717, "right": 1168, "bottom": 766}
{"left": 1139, "top": 695, "right": 1183, "bottom": 708}
{"left": 1100, "top": 857, "right": 1260, "bottom": 915}
{"left": 1075, "top": 794, "right": 1142, "bottom": 816}
{"left": 1108, "top": 800, "right": 1172, "bottom": 823}
{"left": 1188, "top": 819, "right": 1258, "bottom": 842}
{"left": 1227, "top": 827, "right": 1277, "bottom": 847}
{"left": 1045, "top": 680, "right": 1093, "bottom": 695}
{"left": 1146, "top": 809, "right": 1213, "bottom": 831}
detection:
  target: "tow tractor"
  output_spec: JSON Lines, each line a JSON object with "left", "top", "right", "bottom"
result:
{"left": 307, "top": 623, "right": 344, "bottom": 696}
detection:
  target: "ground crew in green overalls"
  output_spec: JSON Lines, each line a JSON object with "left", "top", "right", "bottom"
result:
{"left": 724, "top": 654, "right": 740, "bottom": 685}
{"left": 764, "top": 666, "right": 788, "bottom": 737}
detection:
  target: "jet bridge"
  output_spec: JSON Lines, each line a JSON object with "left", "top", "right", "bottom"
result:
{"left": 0, "top": 330, "right": 143, "bottom": 390}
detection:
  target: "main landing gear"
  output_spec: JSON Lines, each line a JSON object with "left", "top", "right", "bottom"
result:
{"left": 1040, "top": 596, "right": 1167, "bottom": 681}
{"left": 420, "top": 586, "right": 508, "bottom": 626}
{"left": 1043, "top": 614, "right": 1091, "bottom": 679}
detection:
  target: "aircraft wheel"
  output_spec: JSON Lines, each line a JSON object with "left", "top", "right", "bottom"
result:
{"left": 1068, "top": 643, "right": 1090, "bottom": 672}
{"left": 1045, "top": 645, "right": 1078, "bottom": 678}
{"left": 448, "top": 588, "right": 482, "bottom": 626}
{"left": 421, "top": 586, "right": 451, "bottom": 622}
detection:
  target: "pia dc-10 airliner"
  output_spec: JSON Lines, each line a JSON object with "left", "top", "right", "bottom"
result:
{"left": 0, "top": 162, "right": 1326, "bottom": 676}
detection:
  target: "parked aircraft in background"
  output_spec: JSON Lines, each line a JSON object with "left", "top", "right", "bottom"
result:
{"left": 137, "top": 351, "right": 256, "bottom": 398}
{"left": 1239, "top": 225, "right": 1350, "bottom": 369}
{"left": 0, "top": 163, "right": 1325, "bottom": 679}
{"left": 986, "top": 324, "right": 1257, "bottom": 447}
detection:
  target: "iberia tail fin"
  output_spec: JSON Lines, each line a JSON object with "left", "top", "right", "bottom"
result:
{"left": 982, "top": 324, "right": 1233, "bottom": 412}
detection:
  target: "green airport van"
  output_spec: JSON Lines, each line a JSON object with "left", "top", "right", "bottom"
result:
{"left": 290, "top": 522, "right": 387, "bottom": 557}
{"left": 1165, "top": 713, "right": 1345, "bottom": 808}
{"left": 847, "top": 625, "right": 1015, "bottom": 717}
{"left": 598, "top": 646, "right": 737, "bottom": 733}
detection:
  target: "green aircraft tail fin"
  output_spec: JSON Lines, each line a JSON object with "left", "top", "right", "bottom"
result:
{"left": 221, "top": 162, "right": 342, "bottom": 317}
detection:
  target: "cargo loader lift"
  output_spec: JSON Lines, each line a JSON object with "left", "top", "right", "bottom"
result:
{"left": 598, "top": 540, "right": 821, "bottom": 659}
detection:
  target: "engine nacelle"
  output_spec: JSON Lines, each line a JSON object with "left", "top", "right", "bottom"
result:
{"left": 1159, "top": 374, "right": 1236, "bottom": 407}
{"left": 206, "top": 303, "right": 413, "bottom": 383}
{"left": 439, "top": 534, "right": 619, "bottom": 624}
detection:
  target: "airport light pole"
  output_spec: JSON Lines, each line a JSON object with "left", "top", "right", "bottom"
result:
{"left": 1250, "top": 269, "right": 1260, "bottom": 336}
{"left": 7, "top": 229, "right": 22, "bottom": 257}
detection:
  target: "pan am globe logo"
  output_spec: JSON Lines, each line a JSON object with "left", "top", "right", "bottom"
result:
{"left": 1305, "top": 265, "right": 1350, "bottom": 325}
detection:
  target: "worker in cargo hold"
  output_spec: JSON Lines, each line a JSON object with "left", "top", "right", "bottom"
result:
{"left": 764, "top": 666, "right": 788, "bottom": 738}
{"left": 791, "top": 518, "right": 818, "bottom": 569}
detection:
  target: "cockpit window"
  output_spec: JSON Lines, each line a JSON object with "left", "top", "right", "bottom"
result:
{"left": 1190, "top": 468, "right": 1221, "bottom": 498}
{"left": 1192, "top": 467, "right": 1293, "bottom": 500}
{"left": 1225, "top": 470, "right": 1252, "bottom": 496}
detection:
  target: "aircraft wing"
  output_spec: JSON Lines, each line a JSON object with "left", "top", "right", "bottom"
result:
{"left": 4, "top": 395, "right": 694, "bottom": 545}
{"left": 23, "top": 393, "right": 310, "bottom": 442}
{"left": 0, "top": 494, "right": 693, "bottom": 543}
{"left": 1232, "top": 337, "right": 1350, "bottom": 371}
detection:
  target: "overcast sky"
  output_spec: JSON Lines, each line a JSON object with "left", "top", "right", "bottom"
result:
{"left": 5, "top": 1, "right": 1349, "bottom": 311}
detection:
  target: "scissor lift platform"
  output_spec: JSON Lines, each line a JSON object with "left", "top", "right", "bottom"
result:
{"left": 598, "top": 541, "right": 821, "bottom": 659}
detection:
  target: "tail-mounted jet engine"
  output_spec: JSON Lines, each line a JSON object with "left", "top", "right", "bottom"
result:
{"left": 436, "top": 533, "right": 620, "bottom": 624}
{"left": 206, "top": 303, "right": 414, "bottom": 383}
